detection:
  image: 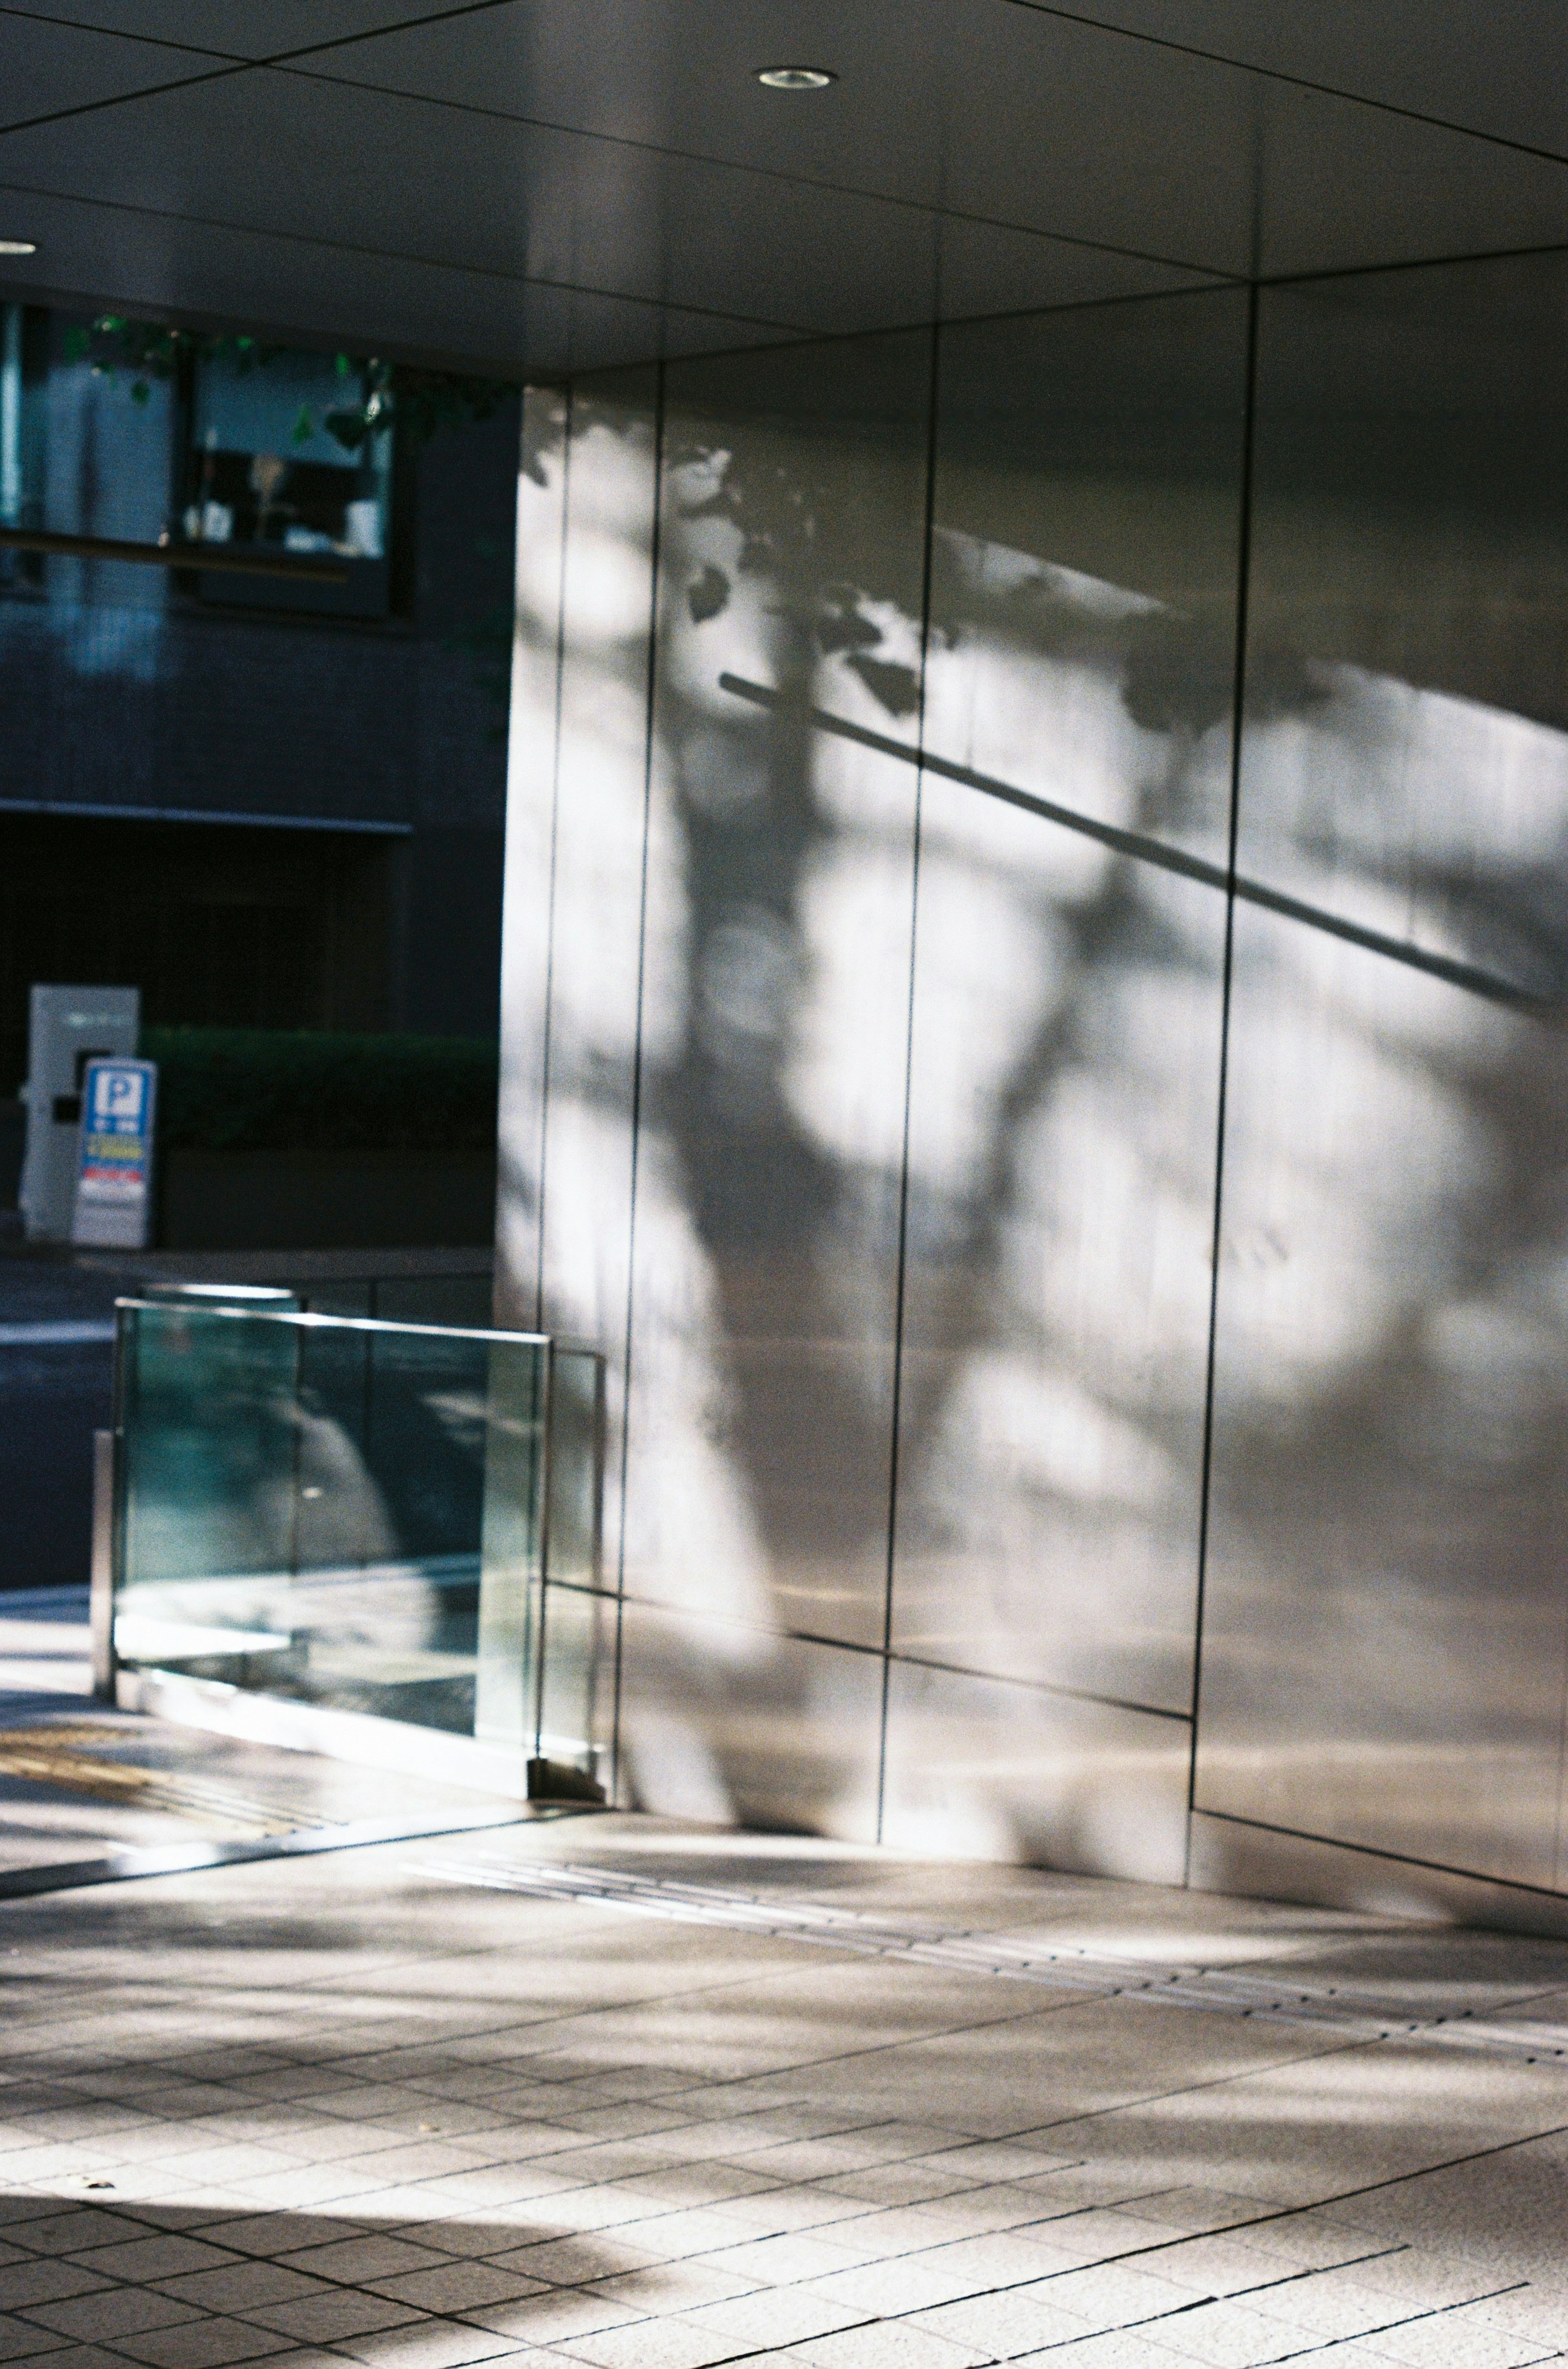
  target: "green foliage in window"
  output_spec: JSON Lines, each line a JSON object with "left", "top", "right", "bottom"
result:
{"left": 63, "top": 316, "right": 515, "bottom": 451}
{"left": 140, "top": 1027, "right": 499, "bottom": 1154}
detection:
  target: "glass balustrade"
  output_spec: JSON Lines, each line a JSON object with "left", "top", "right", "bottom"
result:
{"left": 108, "top": 1299, "right": 606, "bottom": 1792}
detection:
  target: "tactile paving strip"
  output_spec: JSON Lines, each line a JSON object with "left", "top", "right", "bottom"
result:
{"left": 0, "top": 1723, "right": 301, "bottom": 1837}
{"left": 424, "top": 1850, "right": 1568, "bottom": 2067}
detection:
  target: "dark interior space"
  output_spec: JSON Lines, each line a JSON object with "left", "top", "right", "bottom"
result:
{"left": 0, "top": 811, "right": 400, "bottom": 1096}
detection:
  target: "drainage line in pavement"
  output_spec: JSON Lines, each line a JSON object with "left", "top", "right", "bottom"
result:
{"left": 0, "top": 1806, "right": 597, "bottom": 1901}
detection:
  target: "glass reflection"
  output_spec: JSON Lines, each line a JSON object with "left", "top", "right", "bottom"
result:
{"left": 114, "top": 1302, "right": 550, "bottom": 1739}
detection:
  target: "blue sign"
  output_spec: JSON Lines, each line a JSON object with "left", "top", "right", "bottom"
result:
{"left": 72, "top": 1057, "right": 158, "bottom": 1249}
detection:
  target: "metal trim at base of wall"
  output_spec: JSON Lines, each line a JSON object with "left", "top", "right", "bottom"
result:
{"left": 118, "top": 1667, "right": 531, "bottom": 1802}
{"left": 1189, "top": 1809, "right": 1568, "bottom": 1942}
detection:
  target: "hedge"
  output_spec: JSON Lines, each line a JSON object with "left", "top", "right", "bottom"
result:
{"left": 139, "top": 1027, "right": 499, "bottom": 1154}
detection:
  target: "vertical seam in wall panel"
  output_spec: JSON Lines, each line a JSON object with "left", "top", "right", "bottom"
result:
{"left": 877, "top": 322, "right": 942, "bottom": 1846}
{"left": 1554, "top": 1521, "right": 1568, "bottom": 1887}
{"left": 609, "top": 361, "right": 666, "bottom": 1810}
{"left": 533, "top": 390, "right": 573, "bottom": 1335}
{"left": 1186, "top": 282, "right": 1260, "bottom": 1878}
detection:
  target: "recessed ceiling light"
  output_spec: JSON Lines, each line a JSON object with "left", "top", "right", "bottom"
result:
{"left": 0, "top": 239, "right": 36, "bottom": 256}
{"left": 755, "top": 65, "right": 835, "bottom": 89}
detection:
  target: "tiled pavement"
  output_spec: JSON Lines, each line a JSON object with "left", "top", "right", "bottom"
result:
{"left": 1, "top": 1812, "right": 1567, "bottom": 2369}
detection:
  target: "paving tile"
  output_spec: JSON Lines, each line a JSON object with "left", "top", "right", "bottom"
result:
{"left": 685, "top": 2188, "right": 858, "bottom": 2239}
{"left": 583, "top": 2260, "right": 757, "bottom": 2316}
{"left": 72, "top": 2238, "right": 241, "bottom": 2283}
{"left": 230, "top": 2295, "right": 425, "bottom": 2345}
{"left": 0, "top": 2270, "right": 111, "bottom": 2315}
{"left": 1140, "top": 2295, "right": 1331, "bottom": 2365}
{"left": 557, "top": 2317, "right": 776, "bottom": 2369}
{"left": 111, "top": 2320, "right": 297, "bottom": 2369}
{"left": 3, "top": 1815, "right": 1568, "bottom": 2369}
{"left": 1365, "top": 2301, "right": 1567, "bottom": 2368}
{"left": 325, "top": 2326, "right": 520, "bottom": 2369}
{"left": 2, "top": 2349, "right": 140, "bottom": 2369}
{"left": 0, "top": 2217, "right": 131, "bottom": 2260}
{"left": 153, "top": 2267, "right": 334, "bottom": 2315}
{"left": 449, "top": 2291, "right": 643, "bottom": 2344}
{"left": 675, "top": 2290, "right": 870, "bottom": 2350}
{"left": 21, "top": 2291, "right": 203, "bottom": 2344}
{"left": 687, "top": 2234, "right": 869, "bottom": 2289}
{"left": 908, "top": 2289, "right": 1100, "bottom": 2356}
{"left": 471, "top": 2237, "right": 660, "bottom": 2290}
{"left": 791, "top": 2327, "right": 993, "bottom": 2369}
{"left": 0, "top": 2314, "right": 69, "bottom": 2363}
{"left": 365, "top": 2266, "right": 550, "bottom": 2315}
{"left": 271, "top": 2239, "right": 455, "bottom": 2287}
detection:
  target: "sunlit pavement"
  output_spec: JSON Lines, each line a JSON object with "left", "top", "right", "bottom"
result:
{"left": 0, "top": 1593, "right": 527, "bottom": 1884}
{"left": 1, "top": 1695, "right": 1567, "bottom": 2369}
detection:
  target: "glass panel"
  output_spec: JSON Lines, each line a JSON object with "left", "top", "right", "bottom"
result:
{"left": 375, "top": 1275, "right": 494, "bottom": 1329}
{"left": 299, "top": 1283, "right": 373, "bottom": 1319}
{"left": 1239, "top": 253, "right": 1568, "bottom": 1004}
{"left": 528, "top": 1346, "right": 609, "bottom": 1786}
{"left": 118, "top": 1299, "right": 300, "bottom": 1590}
{"left": 620, "top": 328, "right": 932, "bottom": 1654}
{"left": 474, "top": 1329, "right": 550, "bottom": 1754}
{"left": 114, "top": 1303, "right": 550, "bottom": 1741}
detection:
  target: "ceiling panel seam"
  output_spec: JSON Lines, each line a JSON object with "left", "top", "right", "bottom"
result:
{"left": 0, "top": 171, "right": 827, "bottom": 336}
{"left": 0, "top": 4, "right": 229, "bottom": 62}
{"left": 252, "top": 60, "right": 1245, "bottom": 287}
{"left": 0, "top": 59, "right": 244, "bottom": 141}
{"left": 1000, "top": 0, "right": 1568, "bottom": 169}
{"left": 0, "top": 0, "right": 517, "bottom": 69}
{"left": 0, "top": 0, "right": 524, "bottom": 138}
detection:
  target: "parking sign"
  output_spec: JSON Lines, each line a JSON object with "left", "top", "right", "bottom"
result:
{"left": 72, "top": 1057, "right": 158, "bottom": 1249}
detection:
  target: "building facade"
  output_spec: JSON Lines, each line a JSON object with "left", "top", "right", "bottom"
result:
{"left": 0, "top": 308, "right": 517, "bottom": 1104}
{"left": 498, "top": 250, "right": 1568, "bottom": 1933}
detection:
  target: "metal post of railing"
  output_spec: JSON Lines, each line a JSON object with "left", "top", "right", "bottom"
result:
{"left": 89, "top": 1427, "right": 117, "bottom": 1701}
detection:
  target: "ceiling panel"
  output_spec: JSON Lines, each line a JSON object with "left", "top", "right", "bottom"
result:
{"left": 0, "top": 11, "right": 225, "bottom": 132}
{"left": 0, "top": 1, "right": 449, "bottom": 60}
{"left": 0, "top": 0, "right": 1563, "bottom": 377}
{"left": 288, "top": 0, "right": 1258, "bottom": 272}
{"left": 1257, "top": 78, "right": 1568, "bottom": 278}
{"left": 0, "top": 67, "right": 1227, "bottom": 354}
{"left": 1045, "top": 0, "right": 1568, "bottom": 161}
{"left": 290, "top": 0, "right": 1568, "bottom": 280}
{"left": 0, "top": 178, "right": 795, "bottom": 374}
